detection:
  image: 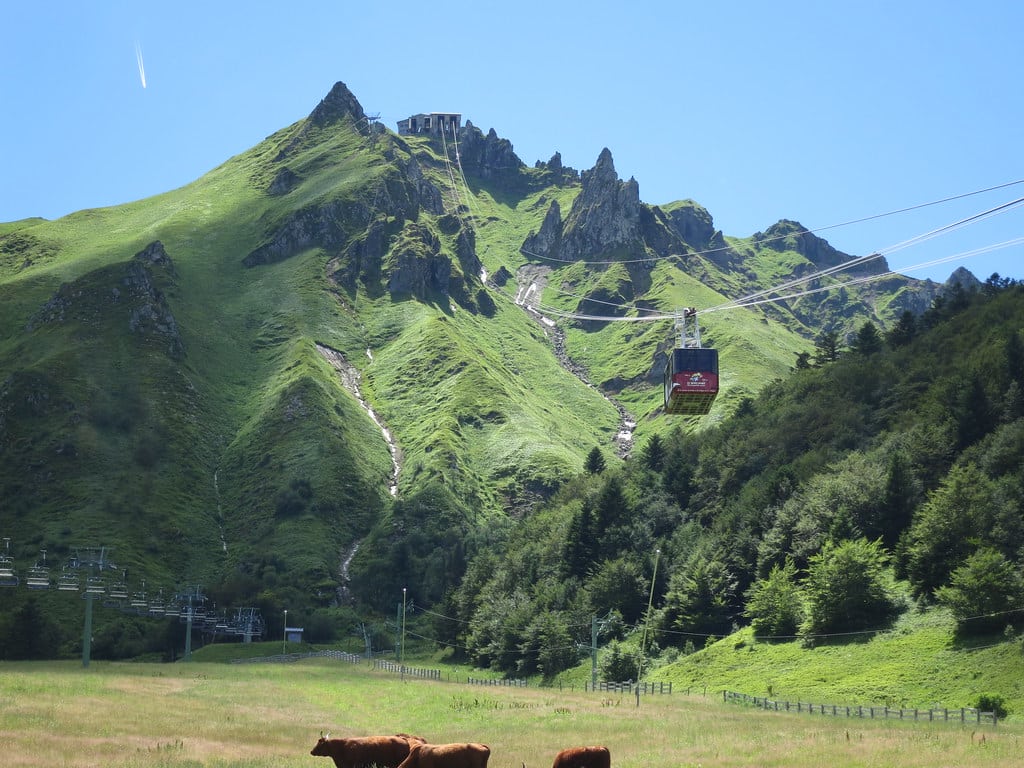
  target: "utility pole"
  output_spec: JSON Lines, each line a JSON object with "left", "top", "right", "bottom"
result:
{"left": 636, "top": 548, "right": 661, "bottom": 704}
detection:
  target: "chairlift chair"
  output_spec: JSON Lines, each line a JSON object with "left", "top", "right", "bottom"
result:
{"left": 84, "top": 576, "right": 106, "bottom": 596}
{"left": 57, "top": 569, "right": 80, "bottom": 591}
{"left": 0, "top": 539, "right": 18, "bottom": 587}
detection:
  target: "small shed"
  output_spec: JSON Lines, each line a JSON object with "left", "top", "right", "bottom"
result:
{"left": 397, "top": 112, "right": 462, "bottom": 136}
{"left": 285, "top": 626, "right": 304, "bottom": 644}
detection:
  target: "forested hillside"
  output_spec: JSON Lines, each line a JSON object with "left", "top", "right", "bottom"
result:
{"left": 433, "top": 280, "right": 1024, "bottom": 678}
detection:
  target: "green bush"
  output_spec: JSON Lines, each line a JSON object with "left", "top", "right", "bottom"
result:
{"left": 976, "top": 693, "right": 1008, "bottom": 720}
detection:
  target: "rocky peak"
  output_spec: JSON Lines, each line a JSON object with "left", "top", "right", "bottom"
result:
{"left": 560, "top": 149, "right": 642, "bottom": 259}
{"left": 755, "top": 219, "right": 888, "bottom": 276}
{"left": 308, "top": 81, "right": 368, "bottom": 133}
{"left": 945, "top": 266, "right": 981, "bottom": 291}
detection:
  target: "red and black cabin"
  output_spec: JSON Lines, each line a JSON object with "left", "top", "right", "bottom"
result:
{"left": 664, "top": 347, "right": 719, "bottom": 415}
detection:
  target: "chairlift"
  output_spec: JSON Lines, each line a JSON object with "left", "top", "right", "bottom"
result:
{"left": 0, "top": 538, "right": 18, "bottom": 587}
{"left": 129, "top": 581, "right": 147, "bottom": 614}
{"left": 57, "top": 569, "right": 80, "bottom": 592}
{"left": 107, "top": 576, "right": 129, "bottom": 602}
{"left": 26, "top": 554, "right": 51, "bottom": 589}
{"left": 163, "top": 602, "right": 181, "bottom": 619}
{"left": 148, "top": 591, "right": 166, "bottom": 616}
{"left": 84, "top": 575, "right": 107, "bottom": 596}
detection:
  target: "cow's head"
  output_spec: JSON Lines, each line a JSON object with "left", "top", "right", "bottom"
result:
{"left": 310, "top": 734, "right": 332, "bottom": 756}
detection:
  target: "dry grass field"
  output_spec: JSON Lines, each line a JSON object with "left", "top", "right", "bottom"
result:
{"left": 0, "top": 659, "right": 1019, "bottom": 768}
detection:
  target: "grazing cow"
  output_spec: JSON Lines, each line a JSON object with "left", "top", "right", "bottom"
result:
{"left": 396, "top": 741, "right": 490, "bottom": 768}
{"left": 550, "top": 746, "right": 610, "bottom": 768}
{"left": 310, "top": 734, "right": 418, "bottom": 768}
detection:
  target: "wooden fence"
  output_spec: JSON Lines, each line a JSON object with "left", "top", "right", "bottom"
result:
{"left": 467, "top": 677, "right": 528, "bottom": 687}
{"left": 373, "top": 659, "right": 441, "bottom": 680}
{"left": 232, "top": 649, "right": 362, "bottom": 664}
{"left": 724, "top": 690, "right": 997, "bottom": 726}
{"left": 585, "top": 681, "right": 673, "bottom": 694}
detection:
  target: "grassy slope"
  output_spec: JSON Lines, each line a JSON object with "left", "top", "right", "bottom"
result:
{"left": 539, "top": 607, "right": 1024, "bottom": 718}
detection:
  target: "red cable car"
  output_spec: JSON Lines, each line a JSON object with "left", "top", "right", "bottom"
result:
{"left": 664, "top": 308, "right": 718, "bottom": 416}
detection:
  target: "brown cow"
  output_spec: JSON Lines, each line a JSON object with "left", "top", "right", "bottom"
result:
{"left": 310, "top": 734, "right": 419, "bottom": 768}
{"left": 550, "top": 746, "right": 610, "bottom": 768}
{"left": 396, "top": 742, "right": 490, "bottom": 768}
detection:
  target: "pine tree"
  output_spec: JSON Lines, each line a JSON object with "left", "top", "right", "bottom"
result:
{"left": 585, "top": 447, "right": 606, "bottom": 475}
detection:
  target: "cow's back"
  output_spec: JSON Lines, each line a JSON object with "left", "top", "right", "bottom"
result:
{"left": 398, "top": 741, "right": 490, "bottom": 768}
{"left": 551, "top": 746, "right": 610, "bottom": 768}
{"left": 311, "top": 736, "right": 413, "bottom": 768}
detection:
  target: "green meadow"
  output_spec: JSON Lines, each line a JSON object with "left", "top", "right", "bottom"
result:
{"left": 0, "top": 655, "right": 1017, "bottom": 768}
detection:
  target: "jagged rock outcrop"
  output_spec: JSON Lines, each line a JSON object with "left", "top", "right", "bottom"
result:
{"left": 120, "top": 242, "right": 184, "bottom": 358}
{"left": 455, "top": 122, "right": 524, "bottom": 180}
{"left": 521, "top": 200, "right": 563, "bottom": 259}
{"left": 945, "top": 266, "right": 982, "bottom": 291}
{"left": 560, "top": 148, "right": 644, "bottom": 261}
{"left": 26, "top": 241, "right": 183, "bottom": 359}
{"left": 663, "top": 200, "right": 717, "bottom": 249}
{"left": 274, "top": 81, "right": 370, "bottom": 161}
{"left": 308, "top": 81, "right": 369, "bottom": 131}
{"left": 386, "top": 223, "right": 451, "bottom": 297}
{"left": 245, "top": 158, "right": 444, "bottom": 268}
{"left": 243, "top": 199, "right": 373, "bottom": 267}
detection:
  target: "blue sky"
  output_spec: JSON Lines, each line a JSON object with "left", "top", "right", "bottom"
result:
{"left": 3, "top": 1, "right": 1022, "bottom": 284}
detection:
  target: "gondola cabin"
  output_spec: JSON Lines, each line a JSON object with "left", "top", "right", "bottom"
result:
{"left": 663, "top": 308, "right": 718, "bottom": 416}
{"left": 664, "top": 347, "right": 719, "bottom": 415}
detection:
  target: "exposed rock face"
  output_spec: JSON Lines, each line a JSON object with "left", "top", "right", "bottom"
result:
{"left": 455, "top": 121, "right": 524, "bottom": 180}
{"left": 243, "top": 199, "right": 371, "bottom": 267}
{"left": 945, "top": 266, "right": 982, "bottom": 291}
{"left": 521, "top": 200, "right": 563, "bottom": 259}
{"left": 274, "top": 81, "right": 370, "bottom": 161}
{"left": 560, "top": 148, "right": 644, "bottom": 261}
{"left": 121, "top": 242, "right": 184, "bottom": 358}
{"left": 26, "top": 241, "right": 183, "bottom": 359}
{"left": 664, "top": 201, "right": 717, "bottom": 248}
{"left": 268, "top": 166, "right": 300, "bottom": 196}
{"left": 309, "top": 81, "right": 369, "bottom": 133}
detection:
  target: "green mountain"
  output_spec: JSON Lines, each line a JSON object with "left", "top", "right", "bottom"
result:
{"left": 0, "top": 81, "right": 959, "bottom": 657}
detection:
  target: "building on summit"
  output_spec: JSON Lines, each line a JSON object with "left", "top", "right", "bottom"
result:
{"left": 396, "top": 112, "right": 462, "bottom": 136}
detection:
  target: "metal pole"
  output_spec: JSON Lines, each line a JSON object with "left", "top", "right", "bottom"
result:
{"left": 591, "top": 615, "right": 598, "bottom": 689}
{"left": 282, "top": 609, "right": 288, "bottom": 655}
{"left": 400, "top": 588, "right": 407, "bottom": 680}
{"left": 81, "top": 592, "right": 94, "bottom": 668}
{"left": 184, "top": 604, "right": 193, "bottom": 661}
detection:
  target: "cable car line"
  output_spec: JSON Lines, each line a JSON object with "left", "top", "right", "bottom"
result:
{"left": 526, "top": 194, "right": 1024, "bottom": 323}
{"left": 704, "top": 195, "right": 1024, "bottom": 315}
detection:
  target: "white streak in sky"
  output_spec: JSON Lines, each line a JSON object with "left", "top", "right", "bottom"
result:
{"left": 135, "top": 41, "right": 147, "bottom": 89}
